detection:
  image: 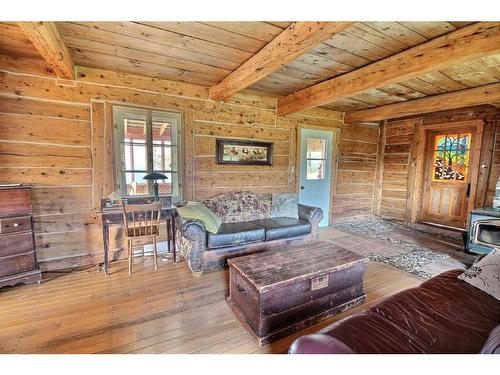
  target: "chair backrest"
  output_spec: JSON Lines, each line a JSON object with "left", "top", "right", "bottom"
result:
{"left": 122, "top": 202, "right": 162, "bottom": 238}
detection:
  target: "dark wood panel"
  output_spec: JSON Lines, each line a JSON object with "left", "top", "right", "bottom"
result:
{"left": 0, "top": 252, "right": 36, "bottom": 278}
{"left": 0, "top": 231, "right": 34, "bottom": 257}
{"left": 0, "top": 187, "right": 31, "bottom": 217}
{"left": 0, "top": 216, "right": 32, "bottom": 234}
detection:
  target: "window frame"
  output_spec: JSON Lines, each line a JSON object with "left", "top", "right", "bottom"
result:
{"left": 113, "top": 105, "right": 182, "bottom": 202}
{"left": 305, "top": 137, "right": 327, "bottom": 181}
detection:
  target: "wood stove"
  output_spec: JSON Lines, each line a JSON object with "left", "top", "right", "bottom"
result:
{"left": 467, "top": 207, "right": 500, "bottom": 255}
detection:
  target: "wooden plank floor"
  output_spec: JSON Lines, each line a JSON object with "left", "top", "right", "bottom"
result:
{"left": 0, "top": 252, "right": 422, "bottom": 354}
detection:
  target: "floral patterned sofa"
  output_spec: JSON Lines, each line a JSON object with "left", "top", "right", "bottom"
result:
{"left": 175, "top": 191, "right": 323, "bottom": 275}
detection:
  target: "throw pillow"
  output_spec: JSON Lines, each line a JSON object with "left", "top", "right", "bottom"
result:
{"left": 177, "top": 202, "right": 222, "bottom": 234}
{"left": 271, "top": 193, "right": 299, "bottom": 219}
{"left": 458, "top": 249, "right": 500, "bottom": 301}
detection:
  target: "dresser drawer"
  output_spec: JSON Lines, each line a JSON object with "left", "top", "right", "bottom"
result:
{"left": 0, "top": 252, "right": 36, "bottom": 278}
{"left": 0, "top": 231, "right": 34, "bottom": 257}
{"left": 0, "top": 188, "right": 31, "bottom": 217}
{"left": 0, "top": 216, "right": 32, "bottom": 234}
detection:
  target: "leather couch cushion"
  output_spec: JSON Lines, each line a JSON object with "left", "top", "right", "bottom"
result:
{"left": 419, "top": 269, "right": 500, "bottom": 323}
{"left": 289, "top": 269, "right": 500, "bottom": 354}
{"left": 207, "top": 222, "right": 265, "bottom": 249}
{"left": 251, "top": 217, "right": 311, "bottom": 241}
{"left": 371, "top": 286, "right": 498, "bottom": 353}
{"left": 288, "top": 334, "right": 354, "bottom": 354}
{"left": 323, "top": 311, "right": 438, "bottom": 354}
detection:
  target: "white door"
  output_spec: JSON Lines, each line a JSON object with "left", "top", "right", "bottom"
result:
{"left": 299, "top": 128, "right": 333, "bottom": 227}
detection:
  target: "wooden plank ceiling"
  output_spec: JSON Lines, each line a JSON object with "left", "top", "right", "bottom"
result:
{"left": 1, "top": 21, "right": 499, "bottom": 116}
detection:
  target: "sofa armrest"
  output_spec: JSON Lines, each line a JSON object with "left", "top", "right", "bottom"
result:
{"left": 175, "top": 214, "right": 207, "bottom": 274}
{"left": 298, "top": 204, "right": 323, "bottom": 238}
{"left": 298, "top": 204, "right": 323, "bottom": 223}
{"left": 289, "top": 334, "right": 355, "bottom": 354}
{"left": 177, "top": 214, "right": 206, "bottom": 237}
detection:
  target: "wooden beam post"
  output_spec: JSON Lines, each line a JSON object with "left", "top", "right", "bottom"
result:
{"left": 344, "top": 83, "right": 500, "bottom": 123}
{"left": 277, "top": 22, "right": 500, "bottom": 116}
{"left": 19, "top": 21, "right": 75, "bottom": 80}
{"left": 372, "top": 121, "right": 386, "bottom": 216}
{"left": 209, "top": 22, "right": 353, "bottom": 101}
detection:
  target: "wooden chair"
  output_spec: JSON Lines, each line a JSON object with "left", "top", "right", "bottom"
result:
{"left": 122, "top": 202, "right": 162, "bottom": 275}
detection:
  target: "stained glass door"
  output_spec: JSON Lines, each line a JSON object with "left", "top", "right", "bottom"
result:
{"left": 421, "top": 127, "right": 478, "bottom": 229}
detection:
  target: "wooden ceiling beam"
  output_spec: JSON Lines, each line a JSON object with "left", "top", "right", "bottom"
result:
{"left": 209, "top": 22, "right": 353, "bottom": 101}
{"left": 344, "top": 83, "right": 500, "bottom": 123}
{"left": 19, "top": 21, "right": 75, "bottom": 80}
{"left": 277, "top": 22, "right": 500, "bottom": 116}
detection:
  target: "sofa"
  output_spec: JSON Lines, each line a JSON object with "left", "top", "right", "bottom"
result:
{"left": 289, "top": 269, "right": 500, "bottom": 354}
{"left": 175, "top": 191, "right": 323, "bottom": 274}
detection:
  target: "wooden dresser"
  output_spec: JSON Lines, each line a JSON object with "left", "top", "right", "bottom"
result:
{"left": 0, "top": 186, "right": 41, "bottom": 288}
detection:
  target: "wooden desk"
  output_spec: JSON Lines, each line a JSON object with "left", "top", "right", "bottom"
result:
{"left": 100, "top": 198, "right": 176, "bottom": 275}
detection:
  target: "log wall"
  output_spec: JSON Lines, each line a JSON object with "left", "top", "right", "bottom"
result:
{"left": 489, "top": 122, "right": 500, "bottom": 205}
{"left": 332, "top": 123, "right": 380, "bottom": 221}
{"left": 0, "top": 62, "right": 375, "bottom": 270}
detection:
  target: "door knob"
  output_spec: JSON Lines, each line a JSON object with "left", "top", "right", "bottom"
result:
{"left": 300, "top": 186, "right": 305, "bottom": 190}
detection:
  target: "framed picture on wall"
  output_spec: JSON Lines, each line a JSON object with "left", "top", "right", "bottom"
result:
{"left": 216, "top": 139, "right": 273, "bottom": 166}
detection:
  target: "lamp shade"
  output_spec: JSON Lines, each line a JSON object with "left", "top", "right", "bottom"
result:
{"left": 143, "top": 172, "right": 168, "bottom": 181}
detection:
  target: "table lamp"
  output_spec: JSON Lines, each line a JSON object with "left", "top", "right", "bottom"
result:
{"left": 143, "top": 172, "right": 168, "bottom": 201}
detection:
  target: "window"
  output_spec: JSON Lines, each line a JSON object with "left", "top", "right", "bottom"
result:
{"left": 432, "top": 132, "right": 471, "bottom": 182}
{"left": 113, "top": 106, "right": 181, "bottom": 201}
{"left": 306, "top": 138, "right": 327, "bottom": 180}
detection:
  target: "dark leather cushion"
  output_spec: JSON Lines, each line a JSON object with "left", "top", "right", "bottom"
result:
{"left": 419, "top": 269, "right": 500, "bottom": 323}
{"left": 288, "top": 334, "right": 355, "bottom": 354}
{"left": 322, "top": 311, "right": 438, "bottom": 354}
{"left": 207, "top": 222, "right": 265, "bottom": 249}
{"left": 371, "top": 286, "right": 498, "bottom": 353}
{"left": 290, "top": 269, "right": 500, "bottom": 355}
{"left": 251, "top": 217, "right": 311, "bottom": 241}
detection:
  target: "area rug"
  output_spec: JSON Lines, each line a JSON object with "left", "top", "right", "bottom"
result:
{"left": 332, "top": 217, "right": 467, "bottom": 279}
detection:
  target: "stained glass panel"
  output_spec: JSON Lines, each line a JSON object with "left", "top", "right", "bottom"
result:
{"left": 432, "top": 132, "right": 471, "bottom": 182}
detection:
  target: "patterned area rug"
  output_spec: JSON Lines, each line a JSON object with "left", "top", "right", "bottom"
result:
{"left": 332, "top": 217, "right": 467, "bottom": 279}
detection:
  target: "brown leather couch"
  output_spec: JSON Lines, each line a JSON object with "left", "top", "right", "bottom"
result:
{"left": 289, "top": 269, "right": 500, "bottom": 354}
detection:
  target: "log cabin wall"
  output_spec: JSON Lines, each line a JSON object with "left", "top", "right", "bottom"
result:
{"left": 488, "top": 120, "right": 500, "bottom": 205}
{"left": 376, "top": 118, "right": 421, "bottom": 220}
{"left": 374, "top": 106, "right": 500, "bottom": 223}
{"left": 0, "top": 63, "right": 375, "bottom": 271}
{"left": 332, "top": 124, "right": 380, "bottom": 221}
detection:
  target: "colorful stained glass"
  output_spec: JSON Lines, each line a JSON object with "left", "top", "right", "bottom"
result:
{"left": 432, "top": 132, "right": 471, "bottom": 182}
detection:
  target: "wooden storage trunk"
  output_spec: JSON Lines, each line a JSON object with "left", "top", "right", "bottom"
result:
{"left": 227, "top": 241, "right": 367, "bottom": 346}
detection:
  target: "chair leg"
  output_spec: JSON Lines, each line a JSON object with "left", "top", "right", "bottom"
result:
{"left": 153, "top": 236, "right": 158, "bottom": 270}
{"left": 128, "top": 239, "right": 133, "bottom": 275}
{"left": 166, "top": 219, "right": 171, "bottom": 253}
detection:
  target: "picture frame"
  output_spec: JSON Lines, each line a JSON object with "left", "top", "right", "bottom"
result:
{"left": 216, "top": 139, "right": 273, "bottom": 166}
